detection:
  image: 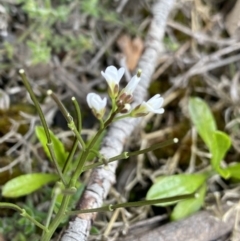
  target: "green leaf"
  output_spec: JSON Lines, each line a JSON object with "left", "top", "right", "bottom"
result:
{"left": 171, "top": 183, "right": 206, "bottom": 221}
{"left": 146, "top": 174, "right": 207, "bottom": 206}
{"left": 211, "top": 131, "right": 231, "bottom": 179}
{"left": 225, "top": 163, "right": 240, "bottom": 180}
{"left": 2, "top": 173, "right": 59, "bottom": 198}
{"left": 35, "top": 126, "right": 68, "bottom": 168}
{"left": 188, "top": 97, "right": 216, "bottom": 150}
{"left": 189, "top": 98, "right": 232, "bottom": 179}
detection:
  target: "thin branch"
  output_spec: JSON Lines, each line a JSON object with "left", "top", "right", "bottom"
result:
{"left": 119, "top": 206, "right": 236, "bottom": 241}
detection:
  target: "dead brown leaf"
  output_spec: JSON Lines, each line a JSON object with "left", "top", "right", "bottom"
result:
{"left": 117, "top": 34, "right": 144, "bottom": 71}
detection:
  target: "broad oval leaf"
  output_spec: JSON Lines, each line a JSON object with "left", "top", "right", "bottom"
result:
{"left": 225, "top": 163, "right": 240, "bottom": 179}
{"left": 211, "top": 131, "right": 231, "bottom": 179}
{"left": 188, "top": 97, "right": 216, "bottom": 150}
{"left": 171, "top": 183, "right": 206, "bottom": 221}
{"left": 35, "top": 126, "right": 68, "bottom": 168}
{"left": 146, "top": 174, "right": 206, "bottom": 206}
{"left": 2, "top": 173, "right": 59, "bottom": 198}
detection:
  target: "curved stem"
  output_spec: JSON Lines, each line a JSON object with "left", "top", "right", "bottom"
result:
{"left": 40, "top": 195, "right": 71, "bottom": 240}
{"left": 19, "top": 70, "right": 66, "bottom": 185}
{"left": 82, "top": 138, "right": 178, "bottom": 172}
{"left": 67, "top": 193, "right": 195, "bottom": 215}
{"left": 0, "top": 202, "right": 47, "bottom": 231}
{"left": 19, "top": 70, "right": 51, "bottom": 144}
{"left": 48, "top": 91, "right": 85, "bottom": 150}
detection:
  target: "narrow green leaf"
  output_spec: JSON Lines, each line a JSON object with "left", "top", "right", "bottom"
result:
{"left": 146, "top": 174, "right": 206, "bottom": 206}
{"left": 188, "top": 97, "right": 216, "bottom": 150}
{"left": 225, "top": 163, "right": 240, "bottom": 180}
{"left": 2, "top": 173, "right": 59, "bottom": 198}
{"left": 35, "top": 126, "right": 68, "bottom": 168}
{"left": 211, "top": 131, "right": 231, "bottom": 179}
{"left": 171, "top": 183, "right": 206, "bottom": 221}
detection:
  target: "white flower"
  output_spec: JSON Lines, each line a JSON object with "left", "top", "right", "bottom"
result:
{"left": 122, "top": 75, "right": 140, "bottom": 96}
{"left": 87, "top": 93, "right": 107, "bottom": 119}
{"left": 131, "top": 94, "right": 164, "bottom": 117}
{"left": 118, "top": 74, "right": 141, "bottom": 105}
{"left": 101, "top": 66, "right": 125, "bottom": 97}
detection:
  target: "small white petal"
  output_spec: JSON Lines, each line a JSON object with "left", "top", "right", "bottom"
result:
{"left": 101, "top": 66, "right": 125, "bottom": 85}
{"left": 131, "top": 94, "right": 164, "bottom": 116}
{"left": 86, "top": 93, "right": 107, "bottom": 113}
{"left": 101, "top": 66, "right": 125, "bottom": 97}
{"left": 122, "top": 75, "right": 141, "bottom": 95}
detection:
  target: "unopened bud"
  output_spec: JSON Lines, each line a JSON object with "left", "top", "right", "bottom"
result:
{"left": 120, "top": 103, "right": 131, "bottom": 113}
{"left": 137, "top": 69, "right": 142, "bottom": 78}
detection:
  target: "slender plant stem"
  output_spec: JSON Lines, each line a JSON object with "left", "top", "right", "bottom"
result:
{"left": 48, "top": 90, "right": 85, "bottom": 150}
{"left": 19, "top": 70, "right": 66, "bottom": 185}
{"left": 72, "top": 97, "right": 82, "bottom": 133}
{"left": 62, "top": 97, "right": 82, "bottom": 174}
{"left": 67, "top": 193, "right": 195, "bottom": 215}
{"left": 40, "top": 114, "right": 113, "bottom": 240}
{"left": 62, "top": 137, "right": 78, "bottom": 174}
{"left": 71, "top": 127, "right": 106, "bottom": 185}
{"left": 0, "top": 202, "right": 48, "bottom": 231}
{"left": 45, "top": 182, "right": 62, "bottom": 228}
{"left": 19, "top": 70, "right": 51, "bottom": 142}
{"left": 40, "top": 195, "right": 71, "bottom": 240}
{"left": 113, "top": 113, "right": 130, "bottom": 121}
{"left": 82, "top": 138, "right": 178, "bottom": 172}
{"left": 47, "top": 143, "right": 66, "bottom": 186}
{"left": 0, "top": 202, "right": 24, "bottom": 213}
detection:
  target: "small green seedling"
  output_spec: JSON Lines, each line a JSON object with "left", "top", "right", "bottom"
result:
{"left": 147, "top": 97, "right": 240, "bottom": 221}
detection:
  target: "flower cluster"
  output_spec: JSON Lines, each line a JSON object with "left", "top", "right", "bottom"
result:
{"left": 86, "top": 66, "right": 164, "bottom": 120}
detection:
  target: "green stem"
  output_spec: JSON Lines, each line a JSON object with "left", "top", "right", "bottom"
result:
{"left": 47, "top": 143, "right": 67, "bottom": 186}
{"left": 105, "top": 97, "right": 117, "bottom": 122}
{"left": 67, "top": 193, "right": 195, "bottom": 215}
{"left": 45, "top": 182, "right": 62, "bottom": 228}
{"left": 72, "top": 97, "right": 82, "bottom": 134}
{"left": 71, "top": 109, "right": 119, "bottom": 184}
{"left": 19, "top": 70, "right": 51, "bottom": 143}
{"left": 40, "top": 195, "right": 71, "bottom": 241}
{"left": 113, "top": 113, "right": 131, "bottom": 122}
{"left": 83, "top": 138, "right": 178, "bottom": 172}
{"left": 41, "top": 110, "right": 118, "bottom": 240}
{"left": 62, "top": 137, "right": 78, "bottom": 174}
{"left": 0, "top": 202, "right": 47, "bottom": 231}
{"left": 41, "top": 116, "right": 109, "bottom": 240}
{"left": 62, "top": 97, "right": 82, "bottom": 174}
{"left": 48, "top": 91, "right": 85, "bottom": 150}
{"left": 45, "top": 0, "right": 51, "bottom": 9}
{"left": 19, "top": 70, "right": 66, "bottom": 185}
{"left": 71, "top": 128, "right": 105, "bottom": 185}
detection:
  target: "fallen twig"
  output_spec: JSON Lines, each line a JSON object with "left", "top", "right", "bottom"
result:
{"left": 119, "top": 205, "right": 237, "bottom": 241}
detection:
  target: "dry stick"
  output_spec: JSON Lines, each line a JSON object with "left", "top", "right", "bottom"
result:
{"left": 60, "top": 0, "right": 176, "bottom": 240}
{"left": 173, "top": 42, "right": 240, "bottom": 87}
{"left": 167, "top": 20, "right": 237, "bottom": 46}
